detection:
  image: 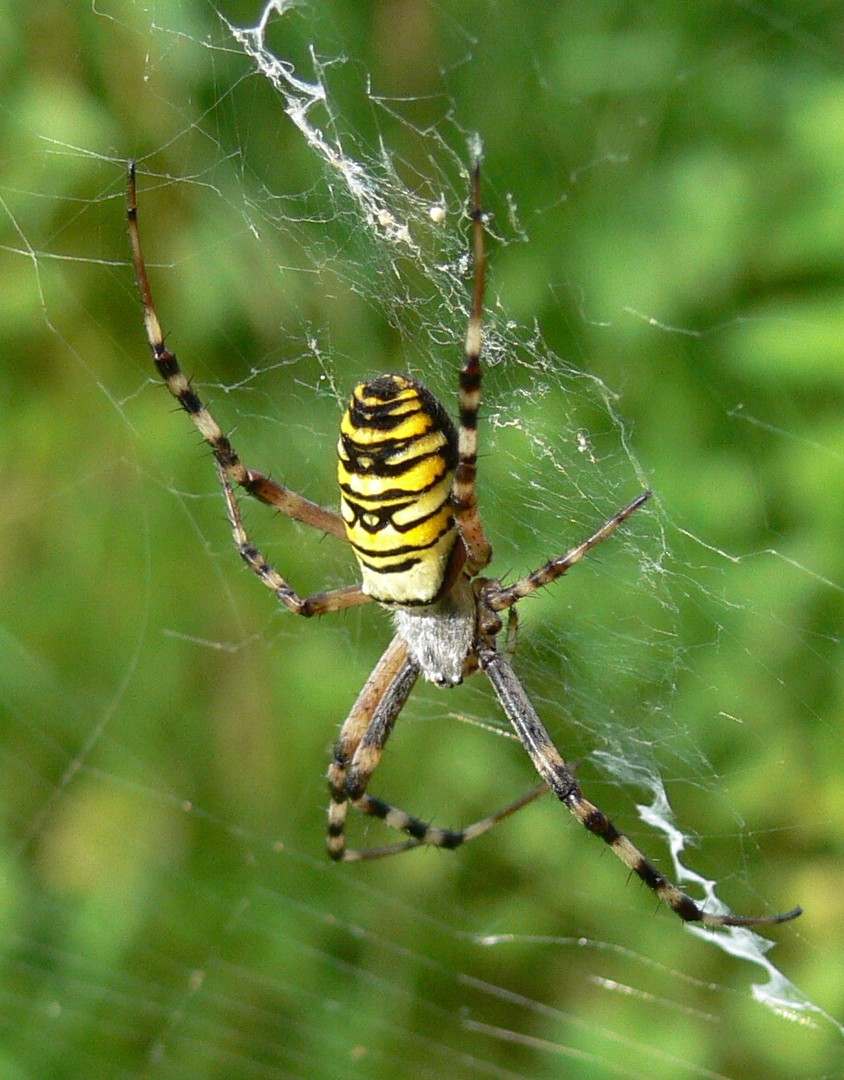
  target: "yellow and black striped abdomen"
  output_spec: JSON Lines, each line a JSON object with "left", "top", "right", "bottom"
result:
{"left": 338, "top": 374, "right": 459, "bottom": 605}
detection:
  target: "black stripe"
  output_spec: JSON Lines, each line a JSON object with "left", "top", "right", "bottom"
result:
{"left": 582, "top": 806, "right": 620, "bottom": 843}
{"left": 349, "top": 404, "right": 427, "bottom": 432}
{"left": 350, "top": 519, "right": 453, "bottom": 561}
{"left": 357, "top": 554, "right": 421, "bottom": 576}
{"left": 340, "top": 442, "right": 453, "bottom": 480}
{"left": 155, "top": 352, "right": 181, "bottom": 380}
{"left": 671, "top": 894, "right": 704, "bottom": 922}
{"left": 633, "top": 858, "right": 666, "bottom": 892}
{"left": 339, "top": 464, "right": 451, "bottom": 503}
{"left": 343, "top": 496, "right": 451, "bottom": 535}
{"left": 459, "top": 369, "right": 481, "bottom": 392}
{"left": 174, "top": 386, "right": 204, "bottom": 416}
{"left": 340, "top": 432, "right": 427, "bottom": 459}
{"left": 348, "top": 376, "right": 458, "bottom": 447}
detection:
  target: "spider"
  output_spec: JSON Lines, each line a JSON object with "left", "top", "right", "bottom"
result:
{"left": 127, "top": 156, "right": 801, "bottom": 930}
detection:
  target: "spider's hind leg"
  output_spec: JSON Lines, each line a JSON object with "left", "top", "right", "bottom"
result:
{"left": 341, "top": 784, "right": 548, "bottom": 863}
{"left": 327, "top": 634, "right": 546, "bottom": 862}
{"left": 480, "top": 644, "right": 802, "bottom": 929}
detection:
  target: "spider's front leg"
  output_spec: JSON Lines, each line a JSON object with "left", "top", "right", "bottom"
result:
{"left": 452, "top": 152, "right": 493, "bottom": 577}
{"left": 128, "top": 162, "right": 369, "bottom": 615}
{"left": 128, "top": 166, "right": 345, "bottom": 536}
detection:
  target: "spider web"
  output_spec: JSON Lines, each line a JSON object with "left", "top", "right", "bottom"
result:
{"left": 1, "top": 1, "right": 843, "bottom": 1077}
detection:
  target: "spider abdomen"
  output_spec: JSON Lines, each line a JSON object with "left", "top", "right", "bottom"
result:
{"left": 338, "top": 374, "right": 460, "bottom": 605}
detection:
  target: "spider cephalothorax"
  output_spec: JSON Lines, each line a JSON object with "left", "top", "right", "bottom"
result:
{"left": 128, "top": 155, "right": 801, "bottom": 931}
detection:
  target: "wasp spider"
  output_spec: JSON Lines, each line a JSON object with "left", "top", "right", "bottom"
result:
{"left": 127, "top": 158, "right": 801, "bottom": 930}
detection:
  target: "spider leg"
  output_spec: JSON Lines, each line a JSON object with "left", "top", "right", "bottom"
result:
{"left": 342, "top": 784, "right": 548, "bottom": 863}
{"left": 452, "top": 151, "right": 493, "bottom": 576}
{"left": 327, "top": 635, "right": 422, "bottom": 860}
{"left": 485, "top": 491, "right": 652, "bottom": 612}
{"left": 218, "top": 464, "right": 369, "bottom": 616}
{"left": 479, "top": 644, "right": 802, "bottom": 929}
{"left": 127, "top": 162, "right": 347, "bottom": 541}
{"left": 328, "top": 634, "right": 547, "bottom": 862}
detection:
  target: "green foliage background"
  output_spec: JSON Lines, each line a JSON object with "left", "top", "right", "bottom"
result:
{"left": 1, "top": 1, "right": 842, "bottom": 1078}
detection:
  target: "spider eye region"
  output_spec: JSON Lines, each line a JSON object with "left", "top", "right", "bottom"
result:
{"left": 338, "top": 374, "right": 460, "bottom": 606}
